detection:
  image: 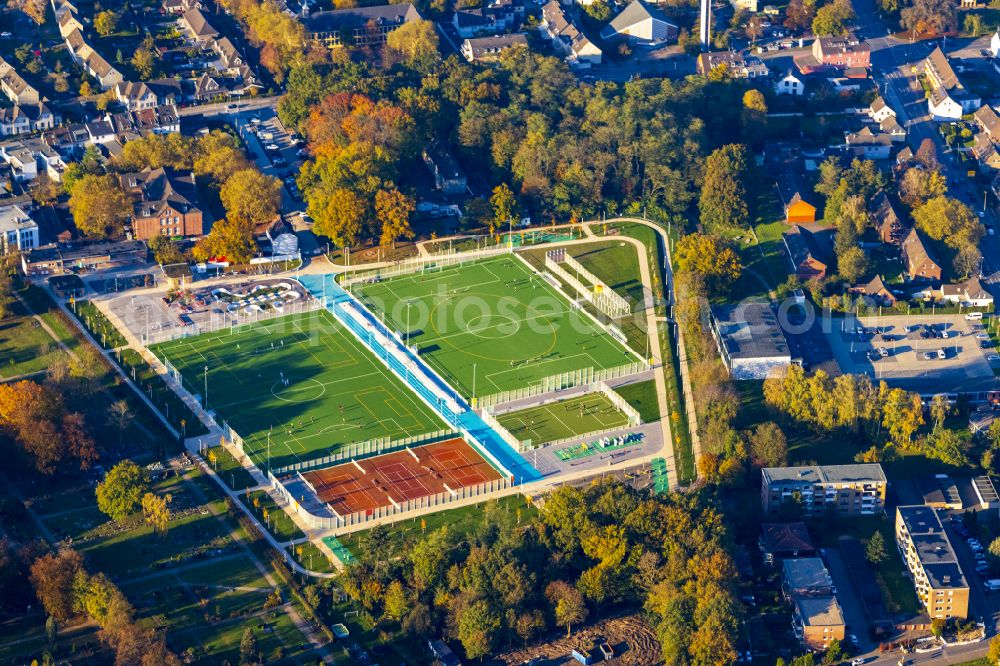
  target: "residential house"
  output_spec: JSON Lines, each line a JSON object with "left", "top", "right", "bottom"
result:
{"left": 0, "top": 204, "right": 38, "bottom": 253}
{"left": 845, "top": 126, "right": 893, "bottom": 160}
{"left": 850, "top": 274, "right": 897, "bottom": 307}
{"left": 114, "top": 81, "right": 159, "bottom": 112}
{"left": 85, "top": 119, "right": 115, "bottom": 145}
{"left": 774, "top": 69, "right": 804, "bottom": 96}
{"left": 868, "top": 96, "right": 896, "bottom": 124}
{"left": 85, "top": 51, "right": 124, "bottom": 90}
{"left": 783, "top": 225, "right": 829, "bottom": 281}
{"left": 180, "top": 8, "right": 220, "bottom": 44}
{"left": 896, "top": 505, "right": 969, "bottom": 620}
{"left": 939, "top": 276, "right": 993, "bottom": 307}
{"left": 423, "top": 143, "right": 467, "bottom": 194}
{"left": 599, "top": 0, "right": 678, "bottom": 46}
{"left": 0, "top": 57, "right": 39, "bottom": 105}
{"left": 305, "top": 4, "right": 424, "bottom": 48}
{"left": 119, "top": 167, "right": 204, "bottom": 240}
{"left": 163, "top": 0, "right": 201, "bottom": 13}
{"left": 916, "top": 474, "right": 963, "bottom": 510}
{"left": 992, "top": 28, "right": 1000, "bottom": 57}
{"left": 777, "top": 172, "right": 816, "bottom": 224}
{"left": 811, "top": 34, "right": 870, "bottom": 68}
{"left": 901, "top": 227, "right": 942, "bottom": 282}
{"left": 879, "top": 115, "right": 906, "bottom": 142}
{"left": 132, "top": 105, "right": 181, "bottom": 135}
{"left": 212, "top": 37, "right": 245, "bottom": 68}
{"left": 540, "top": 1, "right": 602, "bottom": 68}
{"left": 57, "top": 11, "right": 83, "bottom": 39}
{"left": 973, "top": 133, "right": 1000, "bottom": 171}
{"left": 696, "top": 50, "right": 769, "bottom": 78}
{"left": 974, "top": 104, "right": 1000, "bottom": 143}
{"left": 461, "top": 33, "right": 527, "bottom": 63}
{"left": 794, "top": 597, "right": 846, "bottom": 651}
{"left": 452, "top": 0, "right": 523, "bottom": 39}
{"left": 730, "top": 0, "right": 759, "bottom": 10}
{"left": 759, "top": 522, "right": 815, "bottom": 565}
{"left": 710, "top": 301, "right": 791, "bottom": 380}
{"left": 761, "top": 464, "right": 888, "bottom": 517}
{"left": 0, "top": 141, "right": 38, "bottom": 180}
{"left": 871, "top": 190, "right": 906, "bottom": 245}
{"left": 925, "top": 47, "right": 981, "bottom": 121}
{"left": 0, "top": 108, "right": 30, "bottom": 137}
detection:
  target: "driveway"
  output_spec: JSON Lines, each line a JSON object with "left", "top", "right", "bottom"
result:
{"left": 824, "top": 544, "right": 876, "bottom": 653}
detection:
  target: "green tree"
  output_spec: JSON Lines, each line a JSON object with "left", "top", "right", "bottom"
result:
{"left": 964, "top": 12, "right": 983, "bottom": 36}
{"left": 95, "top": 460, "right": 147, "bottom": 521}
{"left": 383, "top": 580, "right": 408, "bottom": 623}
{"left": 545, "top": 580, "right": 588, "bottom": 637}
{"left": 812, "top": 0, "right": 853, "bottom": 35}
{"left": 93, "top": 10, "right": 119, "bottom": 36}
{"left": 699, "top": 144, "right": 750, "bottom": 235}
{"left": 456, "top": 599, "right": 500, "bottom": 659}
{"left": 192, "top": 217, "right": 256, "bottom": 265}
{"left": 583, "top": 0, "right": 611, "bottom": 20}
{"left": 837, "top": 246, "right": 869, "bottom": 283}
{"left": 45, "top": 615, "right": 56, "bottom": 647}
{"left": 68, "top": 175, "right": 130, "bottom": 238}
{"left": 866, "top": 531, "right": 888, "bottom": 564}
{"left": 148, "top": 235, "right": 184, "bottom": 265}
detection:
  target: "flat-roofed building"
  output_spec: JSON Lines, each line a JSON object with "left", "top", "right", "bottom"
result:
{"left": 793, "top": 596, "right": 846, "bottom": 651}
{"left": 782, "top": 557, "right": 833, "bottom": 599}
{"left": 710, "top": 301, "right": 791, "bottom": 380}
{"left": 761, "top": 464, "right": 887, "bottom": 516}
{"left": 895, "top": 505, "right": 969, "bottom": 620}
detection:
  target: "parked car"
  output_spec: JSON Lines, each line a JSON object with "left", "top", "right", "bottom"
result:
{"left": 265, "top": 143, "right": 280, "bottom": 151}
{"left": 937, "top": 349, "right": 947, "bottom": 359}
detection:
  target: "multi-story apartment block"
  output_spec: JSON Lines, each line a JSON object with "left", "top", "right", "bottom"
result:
{"left": 761, "top": 464, "right": 887, "bottom": 516}
{"left": 895, "top": 505, "right": 969, "bottom": 620}
{"left": 793, "top": 596, "right": 845, "bottom": 651}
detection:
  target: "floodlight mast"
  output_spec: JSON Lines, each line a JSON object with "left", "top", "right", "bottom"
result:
{"left": 700, "top": 0, "right": 711, "bottom": 49}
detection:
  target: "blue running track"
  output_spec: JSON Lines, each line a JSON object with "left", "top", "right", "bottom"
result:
{"left": 298, "top": 274, "right": 541, "bottom": 483}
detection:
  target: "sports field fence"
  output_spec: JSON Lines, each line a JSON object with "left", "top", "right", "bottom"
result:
{"left": 479, "top": 410, "right": 531, "bottom": 457}
{"left": 270, "top": 428, "right": 459, "bottom": 475}
{"left": 270, "top": 469, "right": 514, "bottom": 531}
{"left": 476, "top": 360, "right": 649, "bottom": 409}
{"left": 595, "top": 381, "right": 642, "bottom": 427}
{"left": 340, "top": 245, "right": 513, "bottom": 288}
{"left": 145, "top": 298, "right": 323, "bottom": 346}
{"left": 545, "top": 248, "right": 630, "bottom": 319}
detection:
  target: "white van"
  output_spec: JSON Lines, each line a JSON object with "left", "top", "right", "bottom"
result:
{"left": 966, "top": 312, "right": 984, "bottom": 321}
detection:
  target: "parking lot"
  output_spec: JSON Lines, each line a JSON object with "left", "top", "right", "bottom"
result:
{"left": 826, "top": 315, "right": 997, "bottom": 393}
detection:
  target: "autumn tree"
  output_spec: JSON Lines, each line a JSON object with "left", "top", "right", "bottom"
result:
{"left": 93, "top": 10, "right": 118, "bottom": 36}
{"left": 192, "top": 217, "right": 256, "bottom": 264}
{"left": 382, "top": 580, "right": 408, "bottom": 623}
{"left": 741, "top": 89, "right": 767, "bottom": 144}
{"left": 30, "top": 550, "right": 84, "bottom": 621}
{"left": 148, "top": 235, "right": 184, "bottom": 265}
{"left": 131, "top": 47, "right": 156, "bottom": 80}
{"left": 194, "top": 146, "right": 251, "bottom": 185}
{"left": 916, "top": 138, "right": 939, "bottom": 168}
{"left": 220, "top": 169, "right": 281, "bottom": 225}
{"left": 0, "top": 380, "right": 96, "bottom": 474}
{"left": 901, "top": 0, "right": 958, "bottom": 35}
{"left": 812, "top": 0, "right": 853, "bottom": 35}
{"left": 699, "top": 144, "right": 750, "bottom": 235}
{"left": 545, "top": 580, "right": 588, "bottom": 637}
{"left": 900, "top": 167, "right": 947, "bottom": 206}
{"left": 674, "top": 233, "right": 742, "bottom": 290}
{"left": 311, "top": 187, "right": 365, "bottom": 248}
{"left": 747, "top": 422, "right": 788, "bottom": 467}
{"left": 12, "top": 0, "right": 47, "bottom": 24}
{"left": 385, "top": 19, "right": 440, "bottom": 71}
{"left": 68, "top": 175, "right": 130, "bottom": 238}
{"left": 837, "top": 246, "right": 869, "bottom": 283}
{"left": 881, "top": 386, "right": 924, "bottom": 449}
{"left": 490, "top": 183, "right": 518, "bottom": 234}
{"left": 239, "top": 627, "right": 258, "bottom": 664}
{"left": 96, "top": 460, "right": 147, "bottom": 521}
{"left": 375, "top": 188, "right": 415, "bottom": 248}
{"left": 141, "top": 492, "right": 171, "bottom": 537}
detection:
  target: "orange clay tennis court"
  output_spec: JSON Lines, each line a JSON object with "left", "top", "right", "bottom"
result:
{"left": 300, "top": 438, "right": 504, "bottom": 516}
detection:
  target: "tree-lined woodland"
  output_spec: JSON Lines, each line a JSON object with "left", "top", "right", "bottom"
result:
{"left": 281, "top": 49, "right": 759, "bottom": 248}
{"left": 342, "top": 481, "right": 743, "bottom": 664}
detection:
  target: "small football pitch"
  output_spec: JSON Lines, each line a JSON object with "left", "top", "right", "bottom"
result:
{"left": 496, "top": 392, "right": 630, "bottom": 445}
{"left": 149, "top": 310, "right": 446, "bottom": 471}
{"left": 353, "top": 255, "right": 636, "bottom": 400}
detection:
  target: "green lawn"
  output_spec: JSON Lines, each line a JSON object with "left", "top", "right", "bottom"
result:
{"left": 150, "top": 309, "right": 446, "bottom": 471}
{"left": 522, "top": 239, "right": 649, "bottom": 355}
{"left": 615, "top": 379, "right": 661, "bottom": 423}
{"left": 68, "top": 300, "right": 127, "bottom": 349}
{"left": 354, "top": 255, "right": 636, "bottom": 400}
{"left": 206, "top": 444, "right": 258, "bottom": 491}
{"left": 340, "top": 494, "right": 537, "bottom": 561}
{"left": 239, "top": 489, "right": 305, "bottom": 543}
{"left": 290, "top": 540, "right": 337, "bottom": 574}
{"left": 497, "top": 392, "right": 630, "bottom": 445}
{"left": 18, "top": 284, "right": 80, "bottom": 354}
{"left": 0, "top": 298, "right": 70, "bottom": 378}
{"left": 114, "top": 348, "right": 209, "bottom": 437}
